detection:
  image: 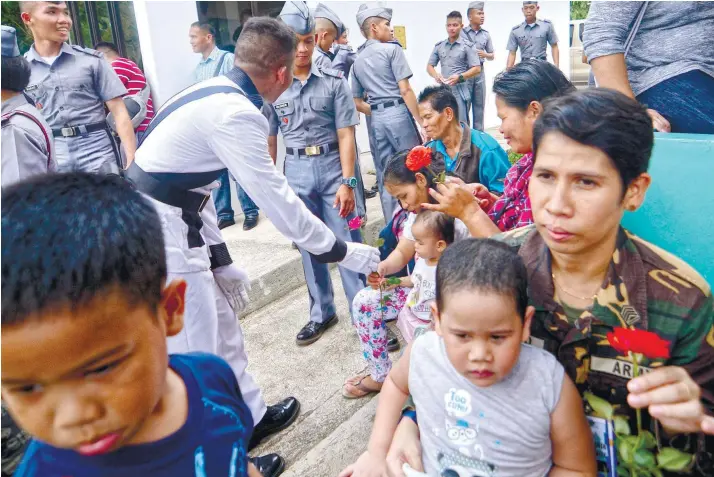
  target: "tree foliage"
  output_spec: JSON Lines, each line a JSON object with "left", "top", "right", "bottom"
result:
{"left": 571, "top": 1, "right": 591, "bottom": 20}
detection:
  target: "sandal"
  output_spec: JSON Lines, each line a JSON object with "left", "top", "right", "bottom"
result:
{"left": 342, "top": 374, "right": 383, "bottom": 399}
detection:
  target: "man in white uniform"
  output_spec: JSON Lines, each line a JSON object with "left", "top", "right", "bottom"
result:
{"left": 127, "top": 18, "right": 379, "bottom": 477}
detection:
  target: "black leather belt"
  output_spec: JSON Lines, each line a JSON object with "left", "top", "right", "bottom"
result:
{"left": 52, "top": 121, "right": 107, "bottom": 138}
{"left": 125, "top": 162, "right": 211, "bottom": 213}
{"left": 371, "top": 98, "right": 405, "bottom": 111}
{"left": 285, "top": 141, "right": 339, "bottom": 156}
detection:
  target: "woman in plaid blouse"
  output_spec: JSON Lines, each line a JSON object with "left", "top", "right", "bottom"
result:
{"left": 424, "top": 60, "right": 574, "bottom": 236}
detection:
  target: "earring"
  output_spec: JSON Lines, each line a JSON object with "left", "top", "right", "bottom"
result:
{"left": 627, "top": 205, "right": 636, "bottom": 211}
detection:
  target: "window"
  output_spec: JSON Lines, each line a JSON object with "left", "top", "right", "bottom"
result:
{"left": 196, "top": 1, "right": 285, "bottom": 53}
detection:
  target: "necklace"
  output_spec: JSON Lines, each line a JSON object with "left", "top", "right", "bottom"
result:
{"left": 551, "top": 272, "right": 598, "bottom": 301}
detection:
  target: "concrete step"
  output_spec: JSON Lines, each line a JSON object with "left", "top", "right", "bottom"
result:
{"left": 241, "top": 266, "right": 400, "bottom": 473}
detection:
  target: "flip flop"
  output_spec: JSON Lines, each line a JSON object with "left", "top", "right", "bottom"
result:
{"left": 342, "top": 374, "right": 382, "bottom": 399}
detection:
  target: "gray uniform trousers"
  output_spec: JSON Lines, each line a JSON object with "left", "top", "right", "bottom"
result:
{"left": 284, "top": 149, "right": 365, "bottom": 324}
{"left": 471, "top": 76, "right": 486, "bottom": 132}
{"left": 369, "top": 103, "right": 422, "bottom": 221}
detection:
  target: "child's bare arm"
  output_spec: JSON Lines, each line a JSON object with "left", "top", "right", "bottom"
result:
{"left": 339, "top": 344, "right": 414, "bottom": 477}
{"left": 367, "top": 343, "right": 412, "bottom": 457}
{"left": 382, "top": 238, "right": 416, "bottom": 276}
{"left": 248, "top": 462, "right": 263, "bottom": 477}
{"left": 549, "top": 375, "right": 597, "bottom": 477}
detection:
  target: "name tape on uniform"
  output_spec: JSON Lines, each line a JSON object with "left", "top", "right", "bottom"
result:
{"left": 591, "top": 356, "right": 651, "bottom": 379}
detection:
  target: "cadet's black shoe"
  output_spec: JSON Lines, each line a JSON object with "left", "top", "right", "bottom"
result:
{"left": 249, "top": 397, "right": 301, "bottom": 450}
{"left": 386, "top": 326, "right": 400, "bottom": 352}
{"left": 296, "top": 315, "right": 338, "bottom": 346}
{"left": 250, "top": 454, "right": 285, "bottom": 477}
{"left": 243, "top": 215, "right": 259, "bottom": 231}
{"left": 364, "top": 187, "right": 378, "bottom": 199}
{"left": 218, "top": 218, "right": 236, "bottom": 230}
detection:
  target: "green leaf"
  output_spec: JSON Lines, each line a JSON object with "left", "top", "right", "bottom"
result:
{"left": 385, "top": 277, "right": 401, "bottom": 286}
{"left": 374, "top": 238, "right": 385, "bottom": 248}
{"left": 650, "top": 468, "right": 664, "bottom": 477}
{"left": 618, "top": 436, "right": 635, "bottom": 464}
{"left": 583, "top": 391, "right": 614, "bottom": 420}
{"left": 639, "top": 431, "right": 657, "bottom": 450}
{"left": 614, "top": 415, "right": 631, "bottom": 436}
{"left": 634, "top": 448, "right": 656, "bottom": 469}
{"left": 617, "top": 465, "right": 631, "bottom": 477}
{"left": 656, "top": 447, "right": 694, "bottom": 472}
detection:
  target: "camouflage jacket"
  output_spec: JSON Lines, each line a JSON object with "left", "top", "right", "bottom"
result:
{"left": 497, "top": 225, "right": 714, "bottom": 474}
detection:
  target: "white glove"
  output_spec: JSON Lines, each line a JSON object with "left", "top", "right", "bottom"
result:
{"left": 339, "top": 242, "right": 380, "bottom": 275}
{"left": 212, "top": 264, "right": 251, "bottom": 314}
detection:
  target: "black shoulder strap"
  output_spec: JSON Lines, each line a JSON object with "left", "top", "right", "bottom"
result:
{"left": 1, "top": 110, "right": 52, "bottom": 167}
{"left": 213, "top": 51, "right": 228, "bottom": 78}
{"left": 139, "top": 85, "right": 242, "bottom": 146}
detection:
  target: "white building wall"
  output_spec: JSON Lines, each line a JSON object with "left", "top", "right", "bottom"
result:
{"left": 134, "top": 0, "right": 199, "bottom": 106}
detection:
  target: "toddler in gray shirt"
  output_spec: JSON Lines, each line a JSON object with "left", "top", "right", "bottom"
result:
{"left": 341, "top": 239, "right": 596, "bottom": 477}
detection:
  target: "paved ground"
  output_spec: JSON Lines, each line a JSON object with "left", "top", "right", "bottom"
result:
{"left": 220, "top": 127, "right": 507, "bottom": 473}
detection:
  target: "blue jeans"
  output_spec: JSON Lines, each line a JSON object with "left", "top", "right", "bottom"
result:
{"left": 211, "top": 169, "right": 259, "bottom": 221}
{"left": 637, "top": 70, "right": 714, "bottom": 134}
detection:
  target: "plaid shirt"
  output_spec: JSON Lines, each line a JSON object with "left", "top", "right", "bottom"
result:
{"left": 487, "top": 152, "right": 534, "bottom": 232}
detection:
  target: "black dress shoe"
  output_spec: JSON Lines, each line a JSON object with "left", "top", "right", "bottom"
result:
{"left": 249, "top": 397, "right": 301, "bottom": 450}
{"left": 243, "top": 215, "right": 259, "bottom": 231}
{"left": 218, "top": 218, "right": 236, "bottom": 230}
{"left": 387, "top": 326, "right": 400, "bottom": 352}
{"left": 250, "top": 454, "right": 285, "bottom": 477}
{"left": 296, "top": 314, "right": 338, "bottom": 346}
{"left": 364, "top": 187, "right": 378, "bottom": 199}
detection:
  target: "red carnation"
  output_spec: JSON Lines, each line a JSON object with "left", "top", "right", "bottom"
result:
{"left": 405, "top": 146, "right": 433, "bottom": 172}
{"left": 606, "top": 327, "right": 671, "bottom": 360}
{"left": 347, "top": 216, "right": 363, "bottom": 231}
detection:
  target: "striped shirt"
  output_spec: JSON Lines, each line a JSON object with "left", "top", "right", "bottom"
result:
{"left": 193, "top": 47, "right": 235, "bottom": 84}
{"left": 110, "top": 57, "right": 154, "bottom": 132}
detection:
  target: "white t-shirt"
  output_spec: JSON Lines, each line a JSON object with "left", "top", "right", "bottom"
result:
{"left": 401, "top": 212, "right": 471, "bottom": 242}
{"left": 405, "top": 258, "right": 437, "bottom": 322}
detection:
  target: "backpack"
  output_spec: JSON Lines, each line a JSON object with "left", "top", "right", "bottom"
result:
{"left": 107, "top": 84, "right": 151, "bottom": 132}
{"left": 378, "top": 208, "right": 415, "bottom": 278}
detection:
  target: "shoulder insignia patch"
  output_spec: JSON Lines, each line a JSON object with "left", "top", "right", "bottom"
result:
{"left": 321, "top": 67, "right": 344, "bottom": 79}
{"left": 71, "top": 45, "right": 103, "bottom": 57}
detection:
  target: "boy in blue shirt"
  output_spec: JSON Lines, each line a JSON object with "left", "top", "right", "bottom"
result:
{"left": 1, "top": 173, "right": 264, "bottom": 477}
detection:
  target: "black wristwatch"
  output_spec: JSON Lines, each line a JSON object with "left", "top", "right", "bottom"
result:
{"left": 459, "top": 74, "right": 465, "bottom": 83}
{"left": 341, "top": 177, "right": 357, "bottom": 189}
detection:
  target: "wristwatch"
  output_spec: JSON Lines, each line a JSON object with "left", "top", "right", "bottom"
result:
{"left": 458, "top": 74, "right": 465, "bottom": 83}
{"left": 341, "top": 177, "right": 358, "bottom": 189}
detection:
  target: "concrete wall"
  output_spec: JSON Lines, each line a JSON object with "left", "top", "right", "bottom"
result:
{"left": 320, "top": 1, "right": 571, "bottom": 140}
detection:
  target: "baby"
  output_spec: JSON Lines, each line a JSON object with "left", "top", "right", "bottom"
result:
{"left": 342, "top": 239, "right": 596, "bottom": 477}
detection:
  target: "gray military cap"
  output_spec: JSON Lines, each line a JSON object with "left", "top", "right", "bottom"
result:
{"left": 468, "top": 2, "right": 485, "bottom": 11}
{"left": 1, "top": 26, "right": 21, "bottom": 58}
{"left": 315, "top": 3, "right": 345, "bottom": 37}
{"left": 356, "top": 3, "right": 393, "bottom": 28}
{"left": 279, "top": 0, "right": 315, "bottom": 35}
{"left": 523, "top": 1, "right": 538, "bottom": 5}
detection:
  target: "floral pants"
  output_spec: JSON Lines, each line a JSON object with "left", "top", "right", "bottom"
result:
{"left": 352, "top": 285, "right": 410, "bottom": 382}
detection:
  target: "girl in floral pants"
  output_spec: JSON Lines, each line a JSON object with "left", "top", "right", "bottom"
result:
{"left": 343, "top": 148, "right": 462, "bottom": 399}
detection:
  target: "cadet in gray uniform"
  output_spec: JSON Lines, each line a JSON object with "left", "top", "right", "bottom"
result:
{"left": 268, "top": 1, "right": 365, "bottom": 346}
{"left": 20, "top": 1, "right": 135, "bottom": 174}
{"left": 461, "top": 1, "right": 495, "bottom": 131}
{"left": 352, "top": 4, "right": 424, "bottom": 221}
{"left": 427, "top": 11, "right": 481, "bottom": 127}
{"left": 1, "top": 26, "right": 56, "bottom": 189}
{"left": 507, "top": 1, "right": 559, "bottom": 69}
{"left": 314, "top": 3, "right": 367, "bottom": 221}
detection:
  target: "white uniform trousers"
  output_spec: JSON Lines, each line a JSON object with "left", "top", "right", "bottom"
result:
{"left": 155, "top": 198, "right": 268, "bottom": 425}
